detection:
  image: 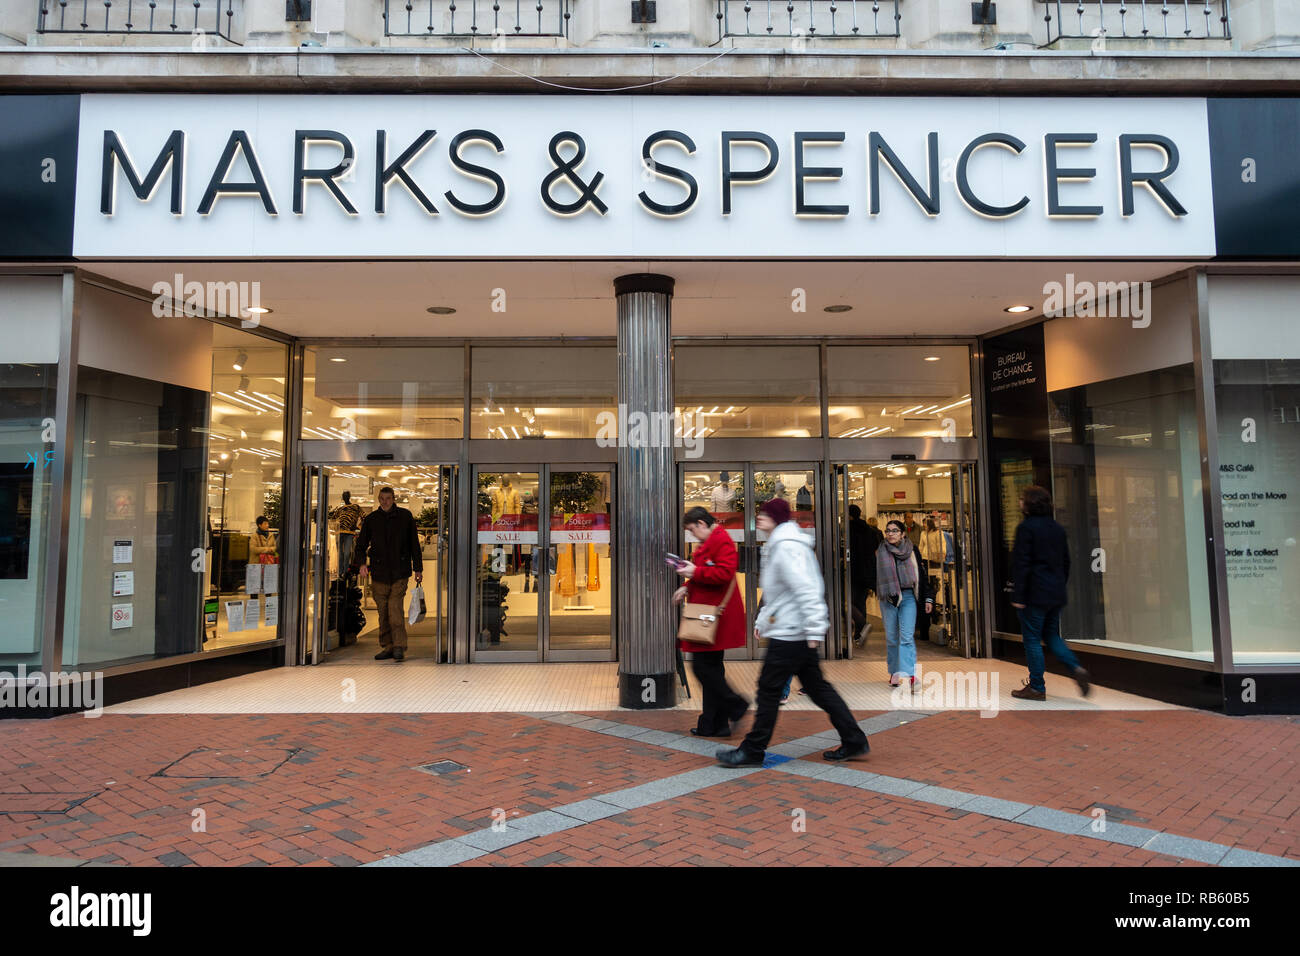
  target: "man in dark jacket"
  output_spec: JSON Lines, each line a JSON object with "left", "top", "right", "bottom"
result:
{"left": 1010, "top": 485, "right": 1090, "bottom": 700}
{"left": 847, "top": 505, "right": 877, "bottom": 645}
{"left": 350, "top": 487, "right": 422, "bottom": 662}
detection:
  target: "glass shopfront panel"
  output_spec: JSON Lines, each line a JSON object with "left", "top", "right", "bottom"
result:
{"left": 471, "top": 347, "right": 616, "bottom": 440}
{"left": 547, "top": 470, "right": 613, "bottom": 652}
{"left": 475, "top": 471, "right": 542, "bottom": 653}
{"left": 674, "top": 345, "right": 821, "bottom": 437}
{"left": 827, "top": 345, "right": 972, "bottom": 438}
{"left": 302, "top": 346, "right": 463, "bottom": 441}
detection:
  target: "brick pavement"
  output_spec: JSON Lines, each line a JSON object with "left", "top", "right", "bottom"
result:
{"left": 0, "top": 707, "right": 1295, "bottom": 866}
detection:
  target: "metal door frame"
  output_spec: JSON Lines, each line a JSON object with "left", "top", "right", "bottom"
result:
{"left": 471, "top": 463, "right": 618, "bottom": 663}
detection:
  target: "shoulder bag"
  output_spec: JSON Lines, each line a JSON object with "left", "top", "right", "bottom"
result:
{"left": 677, "top": 576, "right": 738, "bottom": 646}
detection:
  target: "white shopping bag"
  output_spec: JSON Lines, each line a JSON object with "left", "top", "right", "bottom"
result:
{"left": 407, "top": 584, "right": 427, "bottom": 626}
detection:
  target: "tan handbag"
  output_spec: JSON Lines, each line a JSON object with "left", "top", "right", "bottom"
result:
{"left": 677, "top": 577, "right": 738, "bottom": 646}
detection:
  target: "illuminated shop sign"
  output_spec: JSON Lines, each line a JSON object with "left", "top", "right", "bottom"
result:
{"left": 73, "top": 95, "right": 1217, "bottom": 258}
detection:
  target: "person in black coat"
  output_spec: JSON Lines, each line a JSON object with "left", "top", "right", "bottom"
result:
{"left": 847, "top": 505, "right": 877, "bottom": 645}
{"left": 1010, "top": 485, "right": 1091, "bottom": 700}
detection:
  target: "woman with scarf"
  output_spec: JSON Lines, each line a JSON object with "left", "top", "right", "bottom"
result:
{"left": 876, "top": 519, "right": 933, "bottom": 690}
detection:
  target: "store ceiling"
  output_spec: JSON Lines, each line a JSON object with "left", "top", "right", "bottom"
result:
{"left": 85, "top": 259, "right": 1196, "bottom": 339}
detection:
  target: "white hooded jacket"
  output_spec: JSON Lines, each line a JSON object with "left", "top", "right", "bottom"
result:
{"left": 755, "top": 520, "right": 829, "bottom": 642}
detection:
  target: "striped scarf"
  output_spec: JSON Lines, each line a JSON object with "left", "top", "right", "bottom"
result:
{"left": 876, "top": 536, "right": 920, "bottom": 606}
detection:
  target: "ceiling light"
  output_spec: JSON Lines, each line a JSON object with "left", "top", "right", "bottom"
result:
{"left": 824, "top": 304, "right": 852, "bottom": 313}
{"left": 232, "top": 351, "right": 247, "bottom": 371}
{"left": 1004, "top": 305, "right": 1032, "bottom": 314}
{"left": 924, "top": 356, "right": 940, "bottom": 362}
{"left": 245, "top": 306, "right": 272, "bottom": 315}
{"left": 330, "top": 357, "right": 347, "bottom": 363}
{"left": 427, "top": 306, "right": 457, "bottom": 315}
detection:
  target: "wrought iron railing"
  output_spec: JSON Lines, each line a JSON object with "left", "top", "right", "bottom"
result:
{"left": 717, "top": 1, "right": 902, "bottom": 39}
{"left": 37, "top": 0, "right": 237, "bottom": 41}
{"left": 1041, "top": 1, "right": 1231, "bottom": 43}
{"left": 384, "top": 0, "right": 571, "bottom": 37}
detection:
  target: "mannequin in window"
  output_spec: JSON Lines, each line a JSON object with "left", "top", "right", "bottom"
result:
{"left": 710, "top": 471, "right": 736, "bottom": 513}
{"left": 796, "top": 473, "right": 813, "bottom": 511}
{"left": 491, "top": 477, "right": 521, "bottom": 524}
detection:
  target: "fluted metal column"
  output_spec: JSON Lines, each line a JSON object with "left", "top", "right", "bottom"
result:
{"left": 614, "top": 274, "right": 676, "bottom": 709}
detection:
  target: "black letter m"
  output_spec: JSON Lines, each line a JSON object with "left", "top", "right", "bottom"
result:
{"left": 101, "top": 130, "right": 185, "bottom": 215}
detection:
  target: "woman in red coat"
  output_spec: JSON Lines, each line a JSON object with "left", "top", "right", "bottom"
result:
{"left": 674, "top": 506, "right": 750, "bottom": 737}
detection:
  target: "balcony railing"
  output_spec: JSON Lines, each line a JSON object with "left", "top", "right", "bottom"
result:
{"left": 717, "top": 1, "right": 902, "bottom": 39}
{"left": 1041, "top": 1, "right": 1232, "bottom": 44}
{"left": 384, "top": 0, "right": 571, "bottom": 38}
{"left": 36, "top": 0, "right": 237, "bottom": 41}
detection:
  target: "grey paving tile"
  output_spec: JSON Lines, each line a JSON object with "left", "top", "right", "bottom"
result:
{"left": 633, "top": 730, "right": 686, "bottom": 748}
{"left": 392, "top": 841, "right": 489, "bottom": 867}
{"left": 569, "top": 717, "right": 621, "bottom": 732}
{"left": 664, "top": 737, "right": 734, "bottom": 757}
{"left": 541, "top": 713, "right": 588, "bottom": 726}
{"left": 909, "top": 785, "right": 979, "bottom": 809}
{"left": 364, "top": 855, "right": 420, "bottom": 867}
{"left": 597, "top": 722, "right": 656, "bottom": 739}
{"left": 1012, "top": 806, "right": 1094, "bottom": 836}
{"left": 770, "top": 760, "right": 839, "bottom": 780}
{"left": 1141, "top": 832, "right": 1229, "bottom": 865}
{"left": 550, "top": 799, "right": 626, "bottom": 823}
{"left": 594, "top": 784, "right": 669, "bottom": 810}
{"left": 1081, "top": 821, "right": 1160, "bottom": 848}
{"left": 856, "top": 774, "right": 928, "bottom": 797}
{"left": 958, "top": 795, "right": 1037, "bottom": 821}
{"left": 1219, "top": 847, "right": 1300, "bottom": 867}
{"left": 457, "top": 811, "right": 583, "bottom": 852}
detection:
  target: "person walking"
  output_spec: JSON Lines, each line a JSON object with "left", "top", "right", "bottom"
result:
{"left": 847, "top": 504, "right": 877, "bottom": 646}
{"left": 716, "top": 498, "right": 869, "bottom": 767}
{"left": 917, "top": 515, "right": 947, "bottom": 643}
{"left": 349, "top": 486, "right": 422, "bottom": 662}
{"left": 876, "top": 519, "right": 933, "bottom": 690}
{"left": 1010, "top": 485, "right": 1091, "bottom": 700}
{"left": 673, "top": 507, "right": 749, "bottom": 737}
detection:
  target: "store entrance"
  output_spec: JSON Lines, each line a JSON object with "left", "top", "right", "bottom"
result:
{"left": 680, "top": 462, "right": 822, "bottom": 660}
{"left": 301, "top": 462, "right": 456, "bottom": 665}
{"left": 473, "top": 466, "right": 615, "bottom": 662}
{"left": 831, "top": 461, "right": 985, "bottom": 662}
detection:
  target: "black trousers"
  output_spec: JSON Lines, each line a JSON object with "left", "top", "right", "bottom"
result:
{"left": 850, "top": 581, "right": 870, "bottom": 636}
{"left": 741, "top": 640, "right": 867, "bottom": 756}
{"left": 691, "top": 650, "right": 749, "bottom": 735}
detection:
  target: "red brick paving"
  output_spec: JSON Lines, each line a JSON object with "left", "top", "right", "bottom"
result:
{"left": 0, "top": 708, "right": 1296, "bottom": 865}
{"left": 462, "top": 774, "right": 1208, "bottom": 867}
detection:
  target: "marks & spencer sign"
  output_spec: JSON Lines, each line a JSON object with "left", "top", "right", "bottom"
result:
{"left": 73, "top": 94, "right": 1215, "bottom": 259}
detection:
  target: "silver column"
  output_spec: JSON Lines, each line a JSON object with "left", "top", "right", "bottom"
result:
{"left": 614, "top": 274, "right": 676, "bottom": 708}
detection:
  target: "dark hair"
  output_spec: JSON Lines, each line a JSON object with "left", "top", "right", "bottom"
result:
{"left": 885, "top": 520, "right": 905, "bottom": 534}
{"left": 379, "top": 486, "right": 395, "bottom": 497}
{"left": 341, "top": 491, "right": 350, "bottom": 502}
{"left": 925, "top": 517, "right": 937, "bottom": 532}
{"left": 255, "top": 515, "right": 268, "bottom": 527}
{"left": 848, "top": 504, "right": 861, "bottom": 519}
{"left": 683, "top": 506, "right": 715, "bottom": 527}
{"left": 1021, "top": 484, "right": 1053, "bottom": 517}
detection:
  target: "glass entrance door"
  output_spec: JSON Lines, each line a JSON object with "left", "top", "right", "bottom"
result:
{"left": 474, "top": 466, "right": 615, "bottom": 662}
{"left": 300, "top": 462, "right": 455, "bottom": 664}
{"left": 833, "top": 461, "right": 982, "bottom": 659}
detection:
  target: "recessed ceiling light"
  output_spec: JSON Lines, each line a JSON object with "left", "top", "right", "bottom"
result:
{"left": 1004, "top": 305, "right": 1032, "bottom": 314}
{"left": 924, "top": 356, "right": 940, "bottom": 362}
{"left": 823, "top": 304, "right": 852, "bottom": 313}
{"left": 427, "top": 306, "right": 457, "bottom": 315}
{"left": 330, "top": 357, "right": 348, "bottom": 363}
{"left": 245, "top": 306, "right": 272, "bottom": 315}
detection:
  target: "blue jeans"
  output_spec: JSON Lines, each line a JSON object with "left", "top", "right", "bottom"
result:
{"left": 881, "top": 591, "right": 917, "bottom": 678}
{"left": 1017, "top": 604, "right": 1080, "bottom": 693}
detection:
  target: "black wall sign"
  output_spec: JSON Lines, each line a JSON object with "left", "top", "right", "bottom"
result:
{"left": 1208, "top": 98, "right": 1300, "bottom": 259}
{"left": 0, "top": 95, "right": 80, "bottom": 259}
{"left": 983, "top": 323, "right": 1052, "bottom": 634}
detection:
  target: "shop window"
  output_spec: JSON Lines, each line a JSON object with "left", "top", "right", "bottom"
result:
{"left": 827, "top": 346, "right": 972, "bottom": 439}
{"left": 674, "top": 345, "right": 820, "bottom": 438}
{"left": 471, "top": 346, "right": 615, "bottom": 440}
{"left": 302, "top": 347, "right": 463, "bottom": 441}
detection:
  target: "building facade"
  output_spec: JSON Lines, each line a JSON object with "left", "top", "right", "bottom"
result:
{"left": 2, "top": 0, "right": 1298, "bottom": 713}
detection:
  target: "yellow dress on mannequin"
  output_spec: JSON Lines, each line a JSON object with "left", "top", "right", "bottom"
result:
{"left": 555, "top": 544, "right": 577, "bottom": 597}
{"left": 586, "top": 543, "right": 600, "bottom": 592}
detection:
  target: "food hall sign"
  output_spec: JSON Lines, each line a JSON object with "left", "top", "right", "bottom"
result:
{"left": 74, "top": 94, "right": 1216, "bottom": 259}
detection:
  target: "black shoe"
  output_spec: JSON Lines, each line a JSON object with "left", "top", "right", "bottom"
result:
{"left": 393, "top": 648, "right": 405, "bottom": 662}
{"left": 690, "top": 727, "right": 730, "bottom": 738}
{"left": 823, "top": 741, "right": 870, "bottom": 762}
{"left": 374, "top": 648, "right": 394, "bottom": 660}
{"left": 715, "top": 747, "right": 764, "bottom": 767}
{"left": 1011, "top": 681, "right": 1046, "bottom": 701}
{"left": 1074, "top": 667, "right": 1092, "bottom": 697}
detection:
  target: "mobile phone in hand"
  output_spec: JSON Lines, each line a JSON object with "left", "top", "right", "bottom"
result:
{"left": 664, "top": 552, "right": 684, "bottom": 568}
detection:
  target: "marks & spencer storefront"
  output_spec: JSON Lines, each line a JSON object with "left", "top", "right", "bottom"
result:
{"left": 2, "top": 92, "right": 1298, "bottom": 712}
